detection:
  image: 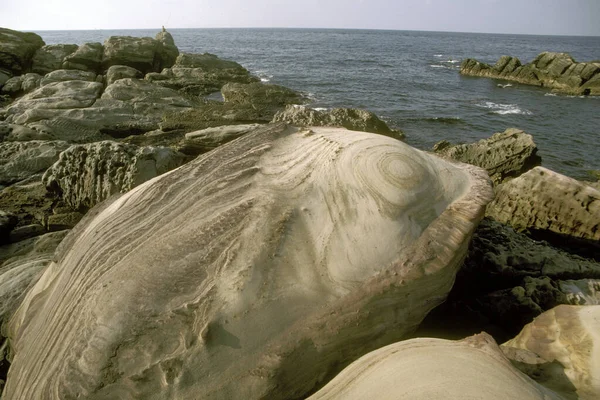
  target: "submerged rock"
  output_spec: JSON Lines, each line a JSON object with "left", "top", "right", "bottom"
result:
{"left": 42, "top": 140, "right": 186, "bottom": 211}
{"left": 432, "top": 128, "right": 541, "bottom": 184}
{"left": 461, "top": 52, "right": 600, "bottom": 95}
{"left": 273, "top": 105, "right": 404, "bottom": 139}
{"left": 3, "top": 124, "right": 492, "bottom": 399}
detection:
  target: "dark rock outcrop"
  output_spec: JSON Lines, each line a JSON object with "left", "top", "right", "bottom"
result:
{"left": 432, "top": 128, "right": 541, "bottom": 185}
{"left": 273, "top": 104, "right": 404, "bottom": 139}
{"left": 460, "top": 52, "right": 600, "bottom": 95}
{"left": 0, "top": 28, "right": 45, "bottom": 75}
{"left": 102, "top": 33, "right": 178, "bottom": 74}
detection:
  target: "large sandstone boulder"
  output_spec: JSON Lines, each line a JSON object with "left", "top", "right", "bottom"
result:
{"left": 273, "top": 105, "right": 404, "bottom": 139}
{"left": 0, "top": 141, "right": 70, "bottom": 185}
{"left": 105, "top": 65, "right": 142, "bottom": 85}
{"left": 432, "top": 128, "right": 541, "bottom": 185}
{"left": 182, "top": 123, "right": 262, "bottom": 154}
{"left": 461, "top": 52, "right": 600, "bottom": 95}
{"left": 309, "top": 333, "right": 563, "bottom": 400}
{"left": 62, "top": 42, "right": 103, "bottom": 72}
{"left": 31, "top": 44, "right": 78, "bottom": 75}
{"left": 3, "top": 124, "right": 492, "bottom": 399}
{"left": 0, "top": 28, "right": 45, "bottom": 74}
{"left": 102, "top": 31, "right": 178, "bottom": 75}
{"left": 42, "top": 141, "right": 186, "bottom": 210}
{"left": 486, "top": 167, "right": 600, "bottom": 241}
{"left": 503, "top": 305, "right": 600, "bottom": 400}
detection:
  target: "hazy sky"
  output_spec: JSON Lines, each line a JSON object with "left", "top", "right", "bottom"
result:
{"left": 2, "top": 0, "right": 599, "bottom": 36}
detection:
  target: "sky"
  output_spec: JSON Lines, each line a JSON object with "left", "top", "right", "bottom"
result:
{"left": 2, "top": 0, "right": 599, "bottom": 36}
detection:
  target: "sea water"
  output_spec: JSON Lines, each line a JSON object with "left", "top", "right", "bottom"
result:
{"left": 36, "top": 28, "right": 600, "bottom": 180}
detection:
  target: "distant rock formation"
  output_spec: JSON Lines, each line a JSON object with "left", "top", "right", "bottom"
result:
{"left": 432, "top": 128, "right": 541, "bottom": 185}
{"left": 461, "top": 52, "right": 600, "bottom": 95}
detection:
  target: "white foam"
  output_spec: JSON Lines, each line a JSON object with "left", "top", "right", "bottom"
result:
{"left": 496, "top": 83, "right": 513, "bottom": 88}
{"left": 312, "top": 107, "right": 329, "bottom": 112}
{"left": 477, "top": 101, "right": 532, "bottom": 115}
{"left": 260, "top": 77, "right": 270, "bottom": 82}
{"left": 434, "top": 54, "right": 443, "bottom": 57}
{"left": 430, "top": 64, "right": 446, "bottom": 68}
{"left": 544, "top": 93, "right": 558, "bottom": 97}
{"left": 442, "top": 60, "right": 460, "bottom": 64}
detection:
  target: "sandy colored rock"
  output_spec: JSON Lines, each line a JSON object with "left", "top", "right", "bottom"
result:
{"left": 3, "top": 124, "right": 492, "bottom": 399}
{"left": 42, "top": 140, "right": 186, "bottom": 210}
{"left": 102, "top": 33, "right": 178, "bottom": 74}
{"left": 31, "top": 44, "right": 78, "bottom": 75}
{"left": 503, "top": 305, "right": 600, "bottom": 399}
{"left": 272, "top": 105, "right": 404, "bottom": 139}
{"left": 105, "top": 65, "right": 142, "bottom": 85}
{"left": 0, "top": 73, "right": 42, "bottom": 97}
{"left": 309, "top": 333, "right": 562, "bottom": 400}
{"left": 0, "top": 141, "right": 70, "bottom": 185}
{"left": 182, "top": 123, "right": 262, "bottom": 153}
{"left": 432, "top": 128, "right": 541, "bottom": 184}
{"left": 39, "top": 69, "right": 97, "bottom": 86}
{"left": 461, "top": 52, "right": 600, "bottom": 95}
{"left": 486, "top": 167, "right": 600, "bottom": 241}
{"left": 62, "top": 42, "right": 103, "bottom": 72}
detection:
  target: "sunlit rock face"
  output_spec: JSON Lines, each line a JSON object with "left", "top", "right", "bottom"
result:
{"left": 309, "top": 333, "right": 564, "bottom": 400}
{"left": 4, "top": 124, "right": 492, "bottom": 400}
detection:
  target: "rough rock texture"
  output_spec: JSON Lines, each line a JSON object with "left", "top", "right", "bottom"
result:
{"left": 39, "top": 69, "right": 97, "bottom": 86}
{"left": 4, "top": 80, "right": 104, "bottom": 124}
{"left": 0, "top": 175, "right": 55, "bottom": 230}
{"left": 414, "top": 218, "right": 600, "bottom": 342}
{"left": 272, "top": 105, "right": 404, "bottom": 139}
{"left": 0, "top": 141, "right": 70, "bottom": 185}
{"left": 146, "top": 52, "right": 258, "bottom": 95}
{"left": 503, "top": 305, "right": 600, "bottom": 400}
{"left": 486, "top": 167, "right": 600, "bottom": 241}
{"left": 461, "top": 52, "right": 600, "bottom": 95}
{"left": 0, "top": 122, "right": 51, "bottom": 142}
{"left": 62, "top": 42, "right": 103, "bottom": 72}
{"left": 0, "top": 211, "right": 18, "bottom": 244}
{"left": 0, "top": 73, "right": 42, "bottom": 97}
{"left": 102, "top": 34, "right": 177, "bottom": 74}
{"left": 154, "top": 30, "right": 179, "bottom": 70}
{"left": 0, "top": 28, "right": 45, "bottom": 74}
{"left": 432, "top": 128, "right": 541, "bottom": 185}
{"left": 309, "top": 333, "right": 562, "bottom": 400}
{"left": 106, "top": 65, "right": 142, "bottom": 85}
{"left": 42, "top": 141, "right": 186, "bottom": 210}
{"left": 31, "top": 44, "right": 78, "bottom": 75}
{"left": 3, "top": 124, "right": 492, "bottom": 399}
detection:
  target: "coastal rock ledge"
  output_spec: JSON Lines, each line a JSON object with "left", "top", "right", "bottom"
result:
{"left": 460, "top": 52, "right": 600, "bottom": 95}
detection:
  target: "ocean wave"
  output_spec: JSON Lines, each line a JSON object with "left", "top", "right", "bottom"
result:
{"left": 312, "top": 107, "right": 329, "bottom": 112}
{"left": 434, "top": 54, "right": 443, "bottom": 57}
{"left": 476, "top": 101, "right": 532, "bottom": 115}
{"left": 253, "top": 70, "right": 273, "bottom": 83}
{"left": 441, "top": 59, "right": 460, "bottom": 64}
{"left": 496, "top": 83, "right": 513, "bottom": 88}
{"left": 544, "top": 93, "right": 558, "bottom": 97}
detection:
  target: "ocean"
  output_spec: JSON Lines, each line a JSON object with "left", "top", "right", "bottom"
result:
{"left": 36, "top": 28, "right": 600, "bottom": 180}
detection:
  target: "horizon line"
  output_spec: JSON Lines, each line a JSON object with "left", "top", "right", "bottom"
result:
{"left": 10, "top": 26, "right": 600, "bottom": 38}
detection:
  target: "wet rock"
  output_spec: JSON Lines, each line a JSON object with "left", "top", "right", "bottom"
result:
{"left": 432, "top": 128, "right": 541, "bottom": 184}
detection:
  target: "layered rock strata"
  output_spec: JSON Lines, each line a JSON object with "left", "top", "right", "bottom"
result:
{"left": 3, "top": 124, "right": 492, "bottom": 399}
{"left": 460, "top": 52, "right": 600, "bottom": 95}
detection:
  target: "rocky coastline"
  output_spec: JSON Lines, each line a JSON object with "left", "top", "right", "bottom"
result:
{"left": 1, "top": 27, "right": 599, "bottom": 399}
{"left": 460, "top": 52, "right": 600, "bottom": 95}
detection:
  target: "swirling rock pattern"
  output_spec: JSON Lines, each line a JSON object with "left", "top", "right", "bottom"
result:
{"left": 309, "top": 333, "right": 563, "bottom": 400}
{"left": 4, "top": 124, "right": 492, "bottom": 399}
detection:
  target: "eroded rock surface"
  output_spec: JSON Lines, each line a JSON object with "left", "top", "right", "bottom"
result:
{"left": 43, "top": 140, "right": 186, "bottom": 210}
{"left": 31, "top": 44, "right": 78, "bottom": 75}
{"left": 461, "top": 52, "right": 600, "bottom": 95}
{"left": 432, "top": 128, "right": 541, "bottom": 184}
{"left": 3, "top": 124, "right": 492, "bottom": 399}
{"left": 272, "top": 105, "right": 404, "bottom": 139}
{"left": 0, "top": 141, "right": 70, "bottom": 185}
{"left": 0, "top": 28, "right": 45, "bottom": 74}
{"left": 486, "top": 167, "right": 600, "bottom": 241}
{"left": 503, "top": 305, "right": 600, "bottom": 400}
